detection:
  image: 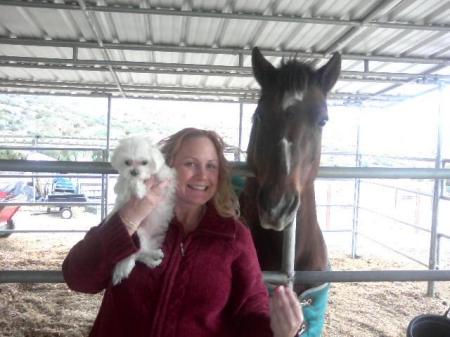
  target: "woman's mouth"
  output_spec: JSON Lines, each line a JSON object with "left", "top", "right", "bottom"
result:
{"left": 188, "top": 184, "right": 208, "bottom": 191}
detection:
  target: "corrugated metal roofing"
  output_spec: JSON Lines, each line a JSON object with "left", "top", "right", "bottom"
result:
{"left": 0, "top": 0, "right": 449, "bottom": 106}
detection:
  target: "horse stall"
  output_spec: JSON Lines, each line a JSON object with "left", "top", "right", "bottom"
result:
{"left": 0, "top": 1, "right": 450, "bottom": 337}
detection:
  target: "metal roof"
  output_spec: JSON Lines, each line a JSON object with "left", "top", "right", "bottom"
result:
{"left": 0, "top": 0, "right": 449, "bottom": 106}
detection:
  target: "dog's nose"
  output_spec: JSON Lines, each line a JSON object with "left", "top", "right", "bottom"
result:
{"left": 130, "top": 169, "right": 139, "bottom": 177}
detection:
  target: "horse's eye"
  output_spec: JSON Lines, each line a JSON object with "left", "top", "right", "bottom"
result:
{"left": 141, "top": 160, "right": 148, "bottom": 165}
{"left": 318, "top": 117, "right": 328, "bottom": 127}
{"left": 124, "top": 160, "right": 132, "bottom": 166}
{"left": 285, "top": 106, "right": 296, "bottom": 117}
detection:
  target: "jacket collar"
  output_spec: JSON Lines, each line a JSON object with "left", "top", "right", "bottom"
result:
{"left": 173, "top": 202, "right": 237, "bottom": 240}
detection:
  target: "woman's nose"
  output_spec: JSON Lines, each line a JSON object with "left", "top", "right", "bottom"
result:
{"left": 195, "top": 166, "right": 207, "bottom": 178}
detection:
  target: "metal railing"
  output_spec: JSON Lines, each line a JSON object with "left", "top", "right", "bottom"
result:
{"left": 1, "top": 159, "right": 450, "bottom": 286}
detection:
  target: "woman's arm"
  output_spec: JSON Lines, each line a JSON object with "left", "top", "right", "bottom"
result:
{"left": 229, "top": 223, "right": 303, "bottom": 337}
{"left": 229, "top": 223, "right": 273, "bottom": 337}
{"left": 63, "top": 177, "right": 172, "bottom": 293}
{"left": 62, "top": 212, "right": 138, "bottom": 294}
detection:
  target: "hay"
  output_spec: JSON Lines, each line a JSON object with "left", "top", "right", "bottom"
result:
{"left": 1, "top": 210, "right": 449, "bottom": 337}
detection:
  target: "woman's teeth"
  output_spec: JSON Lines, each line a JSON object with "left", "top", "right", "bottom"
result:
{"left": 189, "top": 184, "right": 207, "bottom": 191}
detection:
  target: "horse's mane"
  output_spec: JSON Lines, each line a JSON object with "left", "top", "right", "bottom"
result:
{"left": 277, "top": 58, "right": 315, "bottom": 93}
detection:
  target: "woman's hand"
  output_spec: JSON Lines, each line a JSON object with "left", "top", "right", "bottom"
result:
{"left": 118, "top": 176, "right": 172, "bottom": 235}
{"left": 269, "top": 286, "right": 303, "bottom": 337}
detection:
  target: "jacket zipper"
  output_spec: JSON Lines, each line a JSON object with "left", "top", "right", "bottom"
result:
{"left": 180, "top": 242, "right": 185, "bottom": 256}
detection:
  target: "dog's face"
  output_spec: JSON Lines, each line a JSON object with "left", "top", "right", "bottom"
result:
{"left": 111, "top": 136, "right": 165, "bottom": 181}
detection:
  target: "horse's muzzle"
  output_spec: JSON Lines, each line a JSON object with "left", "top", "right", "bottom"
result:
{"left": 258, "top": 191, "right": 299, "bottom": 231}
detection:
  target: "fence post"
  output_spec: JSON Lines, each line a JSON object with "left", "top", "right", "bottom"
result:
{"left": 101, "top": 94, "right": 112, "bottom": 220}
{"left": 351, "top": 109, "right": 361, "bottom": 259}
{"left": 427, "top": 85, "right": 443, "bottom": 297}
{"left": 282, "top": 214, "right": 296, "bottom": 289}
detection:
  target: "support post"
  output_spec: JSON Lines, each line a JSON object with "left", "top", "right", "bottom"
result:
{"left": 238, "top": 102, "right": 243, "bottom": 161}
{"left": 238, "top": 53, "right": 244, "bottom": 162}
{"left": 101, "top": 95, "right": 112, "bottom": 220}
{"left": 427, "top": 85, "right": 443, "bottom": 297}
{"left": 351, "top": 108, "right": 361, "bottom": 258}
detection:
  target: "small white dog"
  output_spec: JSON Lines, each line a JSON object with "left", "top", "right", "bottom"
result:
{"left": 109, "top": 135, "right": 176, "bottom": 286}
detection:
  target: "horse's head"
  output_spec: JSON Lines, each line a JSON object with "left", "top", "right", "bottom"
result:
{"left": 248, "top": 47, "right": 341, "bottom": 231}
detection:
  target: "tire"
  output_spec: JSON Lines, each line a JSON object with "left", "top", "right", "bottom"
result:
{"left": 61, "top": 207, "right": 72, "bottom": 219}
{"left": 0, "top": 219, "right": 15, "bottom": 238}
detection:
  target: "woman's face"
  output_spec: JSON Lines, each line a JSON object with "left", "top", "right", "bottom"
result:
{"left": 172, "top": 136, "right": 220, "bottom": 208}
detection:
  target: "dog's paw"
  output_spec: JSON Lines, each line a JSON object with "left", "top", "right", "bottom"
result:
{"left": 112, "top": 268, "right": 127, "bottom": 286}
{"left": 150, "top": 249, "right": 164, "bottom": 267}
{"left": 112, "top": 258, "right": 135, "bottom": 285}
{"left": 140, "top": 249, "right": 164, "bottom": 268}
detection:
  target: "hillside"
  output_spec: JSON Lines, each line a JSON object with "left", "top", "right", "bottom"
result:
{"left": 0, "top": 93, "right": 445, "bottom": 165}
{"left": 0, "top": 94, "right": 244, "bottom": 160}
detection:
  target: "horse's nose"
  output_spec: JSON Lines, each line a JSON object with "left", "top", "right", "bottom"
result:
{"left": 130, "top": 168, "right": 139, "bottom": 177}
{"left": 258, "top": 188, "right": 299, "bottom": 219}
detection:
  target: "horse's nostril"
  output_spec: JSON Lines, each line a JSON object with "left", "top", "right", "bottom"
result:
{"left": 287, "top": 194, "right": 300, "bottom": 215}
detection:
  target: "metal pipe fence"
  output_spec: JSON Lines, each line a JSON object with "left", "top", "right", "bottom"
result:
{"left": 1, "top": 159, "right": 450, "bottom": 285}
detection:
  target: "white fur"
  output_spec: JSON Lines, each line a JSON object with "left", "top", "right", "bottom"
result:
{"left": 282, "top": 90, "right": 304, "bottom": 111}
{"left": 109, "top": 136, "right": 176, "bottom": 286}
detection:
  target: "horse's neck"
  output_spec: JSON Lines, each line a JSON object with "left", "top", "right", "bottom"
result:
{"left": 295, "top": 184, "right": 327, "bottom": 272}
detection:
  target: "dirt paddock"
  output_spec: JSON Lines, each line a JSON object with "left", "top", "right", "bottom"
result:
{"left": 1, "top": 210, "right": 449, "bottom": 337}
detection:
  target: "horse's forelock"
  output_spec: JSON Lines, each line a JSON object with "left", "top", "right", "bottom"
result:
{"left": 277, "top": 59, "right": 314, "bottom": 93}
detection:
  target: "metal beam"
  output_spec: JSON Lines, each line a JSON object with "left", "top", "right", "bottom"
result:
{"left": 1, "top": 0, "right": 450, "bottom": 32}
{"left": 1, "top": 56, "right": 449, "bottom": 83}
{"left": 323, "top": 0, "right": 405, "bottom": 53}
{"left": 0, "top": 86, "right": 409, "bottom": 104}
{"left": 0, "top": 90, "right": 252, "bottom": 103}
{"left": 0, "top": 90, "right": 382, "bottom": 107}
{"left": 0, "top": 79, "right": 412, "bottom": 101}
{"left": 0, "top": 36, "right": 449, "bottom": 65}
{"left": 1, "top": 160, "right": 450, "bottom": 179}
{"left": 76, "top": 0, "right": 126, "bottom": 98}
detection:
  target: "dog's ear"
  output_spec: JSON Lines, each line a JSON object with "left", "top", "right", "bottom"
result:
{"left": 110, "top": 139, "right": 126, "bottom": 170}
{"left": 152, "top": 147, "right": 166, "bottom": 172}
{"left": 145, "top": 136, "right": 156, "bottom": 147}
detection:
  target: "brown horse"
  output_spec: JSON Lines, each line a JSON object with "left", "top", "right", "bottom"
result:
{"left": 240, "top": 47, "right": 341, "bottom": 296}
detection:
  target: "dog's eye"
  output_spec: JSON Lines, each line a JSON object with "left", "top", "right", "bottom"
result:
{"left": 142, "top": 160, "right": 148, "bottom": 165}
{"left": 125, "top": 160, "right": 132, "bottom": 166}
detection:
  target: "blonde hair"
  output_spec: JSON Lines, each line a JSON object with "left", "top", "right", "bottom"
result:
{"left": 159, "top": 128, "right": 239, "bottom": 219}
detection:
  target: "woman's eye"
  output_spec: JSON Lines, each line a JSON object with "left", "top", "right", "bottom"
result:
{"left": 207, "top": 163, "right": 218, "bottom": 170}
{"left": 141, "top": 160, "right": 148, "bottom": 165}
{"left": 125, "top": 160, "right": 132, "bottom": 166}
{"left": 184, "top": 162, "right": 194, "bottom": 167}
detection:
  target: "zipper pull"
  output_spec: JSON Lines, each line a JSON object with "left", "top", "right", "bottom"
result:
{"left": 180, "top": 242, "right": 185, "bottom": 256}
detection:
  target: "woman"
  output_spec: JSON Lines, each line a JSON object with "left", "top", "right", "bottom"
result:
{"left": 63, "top": 128, "right": 302, "bottom": 337}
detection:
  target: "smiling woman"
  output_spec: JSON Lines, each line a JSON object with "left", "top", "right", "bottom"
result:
{"left": 62, "top": 127, "right": 304, "bottom": 337}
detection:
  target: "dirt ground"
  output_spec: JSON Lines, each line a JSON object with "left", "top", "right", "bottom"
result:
{"left": 0, "top": 209, "right": 449, "bottom": 337}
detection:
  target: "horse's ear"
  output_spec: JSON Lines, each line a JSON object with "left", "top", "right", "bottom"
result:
{"left": 317, "top": 52, "right": 341, "bottom": 93}
{"left": 252, "top": 47, "right": 276, "bottom": 88}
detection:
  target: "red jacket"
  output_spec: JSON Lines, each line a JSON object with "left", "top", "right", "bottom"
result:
{"left": 62, "top": 204, "right": 273, "bottom": 337}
